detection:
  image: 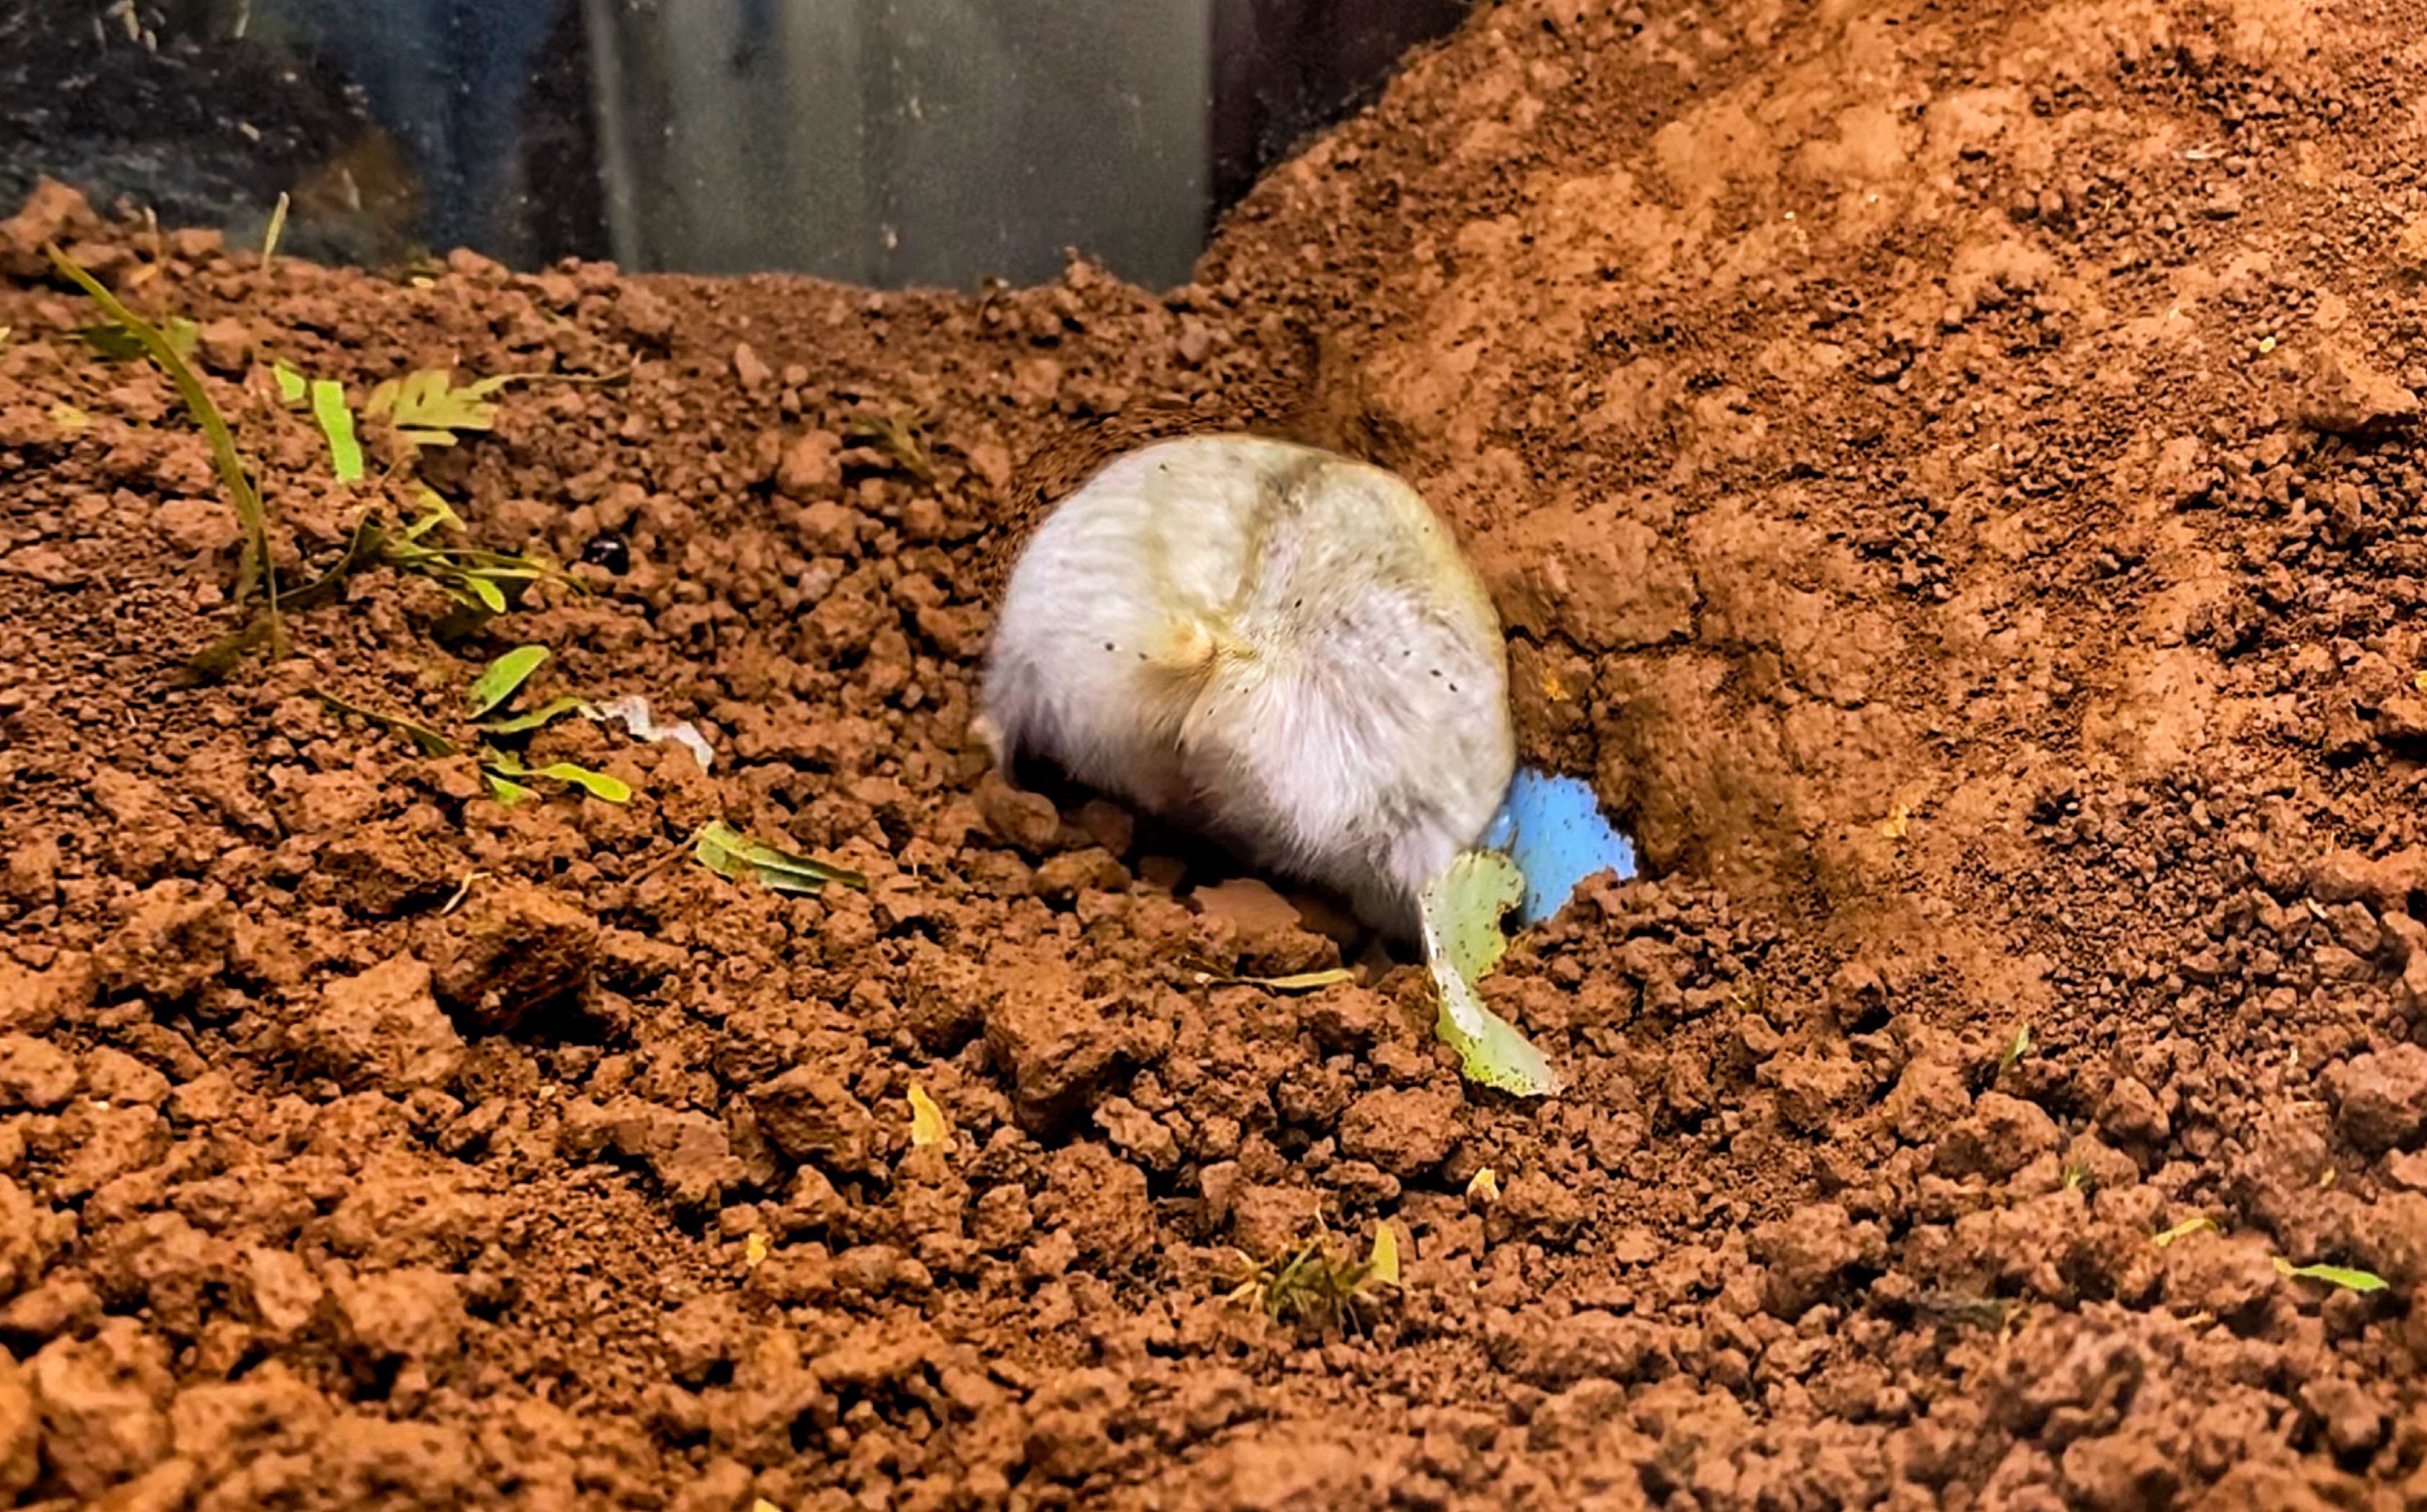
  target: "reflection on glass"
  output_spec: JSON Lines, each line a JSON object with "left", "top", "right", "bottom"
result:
{"left": 0, "top": 0, "right": 1469, "bottom": 288}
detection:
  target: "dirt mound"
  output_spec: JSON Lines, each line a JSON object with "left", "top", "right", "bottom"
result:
{"left": 6, "top": 0, "right": 2427, "bottom": 1506}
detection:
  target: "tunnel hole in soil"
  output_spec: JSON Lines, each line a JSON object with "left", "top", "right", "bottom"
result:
{"left": 998, "top": 706, "right": 1646, "bottom": 961}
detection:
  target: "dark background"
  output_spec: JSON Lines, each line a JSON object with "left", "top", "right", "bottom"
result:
{"left": 0, "top": 0, "right": 1474, "bottom": 288}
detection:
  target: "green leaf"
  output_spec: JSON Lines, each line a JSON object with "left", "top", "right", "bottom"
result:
{"left": 2151, "top": 1216, "right": 2216, "bottom": 1249}
{"left": 482, "top": 750, "right": 632, "bottom": 804}
{"left": 1998, "top": 1024, "right": 2033, "bottom": 1075}
{"left": 453, "top": 574, "right": 509, "bottom": 615}
{"left": 310, "top": 379, "right": 364, "bottom": 483}
{"left": 307, "top": 689, "right": 458, "bottom": 756}
{"left": 1428, "top": 849, "right": 1519, "bottom": 986}
{"left": 693, "top": 820, "right": 869, "bottom": 895}
{"left": 529, "top": 762, "right": 631, "bottom": 803}
{"left": 477, "top": 695, "right": 594, "bottom": 735}
{"left": 2273, "top": 1259, "right": 2389, "bottom": 1293}
{"left": 908, "top": 1084, "right": 950, "bottom": 1148}
{"left": 483, "top": 771, "right": 538, "bottom": 806}
{"left": 47, "top": 245, "right": 281, "bottom": 657}
{"left": 1238, "top": 967, "right": 1356, "bottom": 991}
{"left": 262, "top": 190, "right": 289, "bottom": 261}
{"left": 1181, "top": 961, "right": 1355, "bottom": 991}
{"left": 1418, "top": 850, "right": 1562, "bottom": 1096}
{"left": 841, "top": 410, "right": 935, "bottom": 480}
{"left": 365, "top": 369, "right": 501, "bottom": 440}
{"left": 466, "top": 646, "right": 549, "bottom": 717}
{"left": 448, "top": 563, "right": 554, "bottom": 581}
{"left": 180, "top": 612, "right": 281, "bottom": 684}
{"left": 1366, "top": 1222, "right": 1400, "bottom": 1287}
{"left": 280, "top": 516, "right": 388, "bottom": 612}
{"left": 79, "top": 317, "right": 198, "bottom": 363}
{"left": 273, "top": 362, "right": 307, "bottom": 405}
{"left": 402, "top": 490, "right": 464, "bottom": 540}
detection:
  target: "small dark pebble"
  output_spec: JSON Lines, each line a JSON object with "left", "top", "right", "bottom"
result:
{"left": 582, "top": 532, "right": 632, "bottom": 574}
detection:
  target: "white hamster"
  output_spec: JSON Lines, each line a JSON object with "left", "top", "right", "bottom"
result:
{"left": 975, "top": 433, "right": 1515, "bottom": 941}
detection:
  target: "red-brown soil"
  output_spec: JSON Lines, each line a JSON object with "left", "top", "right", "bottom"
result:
{"left": 8, "top": 0, "right": 2427, "bottom": 1507}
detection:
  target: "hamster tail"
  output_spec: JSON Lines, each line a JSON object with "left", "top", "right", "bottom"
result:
{"left": 1141, "top": 612, "right": 1248, "bottom": 685}
{"left": 1142, "top": 612, "right": 1258, "bottom": 758}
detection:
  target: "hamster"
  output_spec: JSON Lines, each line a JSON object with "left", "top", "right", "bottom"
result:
{"left": 975, "top": 433, "right": 1516, "bottom": 941}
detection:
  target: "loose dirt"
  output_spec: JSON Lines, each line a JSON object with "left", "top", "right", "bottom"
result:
{"left": 6, "top": 0, "right": 2427, "bottom": 1507}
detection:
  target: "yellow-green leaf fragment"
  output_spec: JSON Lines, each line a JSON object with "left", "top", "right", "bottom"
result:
{"left": 477, "top": 695, "right": 594, "bottom": 735}
{"left": 1182, "top": 962, "right": 1355, "bottom": 991}
{"left": 693, "top": 820, "right": 869, "bottom": 895}
{"left": 466, "top": 645, "right": 549, "bottom": 717}
{"left": 310, "top": 379, "right": 363, "bottom": 483}
{"left": 273, "top": 362, "right": 307, "bottom": 404}
{"left": 2273, "top": 1259, "right": 2388, "bottom": 1292}
{"left": 1418, "top": 850, "right": 1562, "bottom": 1096}
{"left": 1998, "top": 1024, "right": 2034, "bottom": 1074}
{"left": 308, "top": 690, "right": 457, "bottom": 757}
{"left": 1237, "top": 967, "right": 1353, "bottom": 990}
{"left": 263, "top": 190, "right": 289, "bottom": 261}
{"left": 2152, "top": 1216, "right": 2217, "bottom": 1249}
{"left": 533, "top": 762, "right": 631, "bottom": 803}
{"left": 483, "top": 772, "right": 538, "bottom": 806}
{"left": 482, "top": 750, "right": 631, "bottom": 804}
{"left": 366, "top": 368, "right": 501, "bottom": 440}
{"left": 908, "top": 1084, "right": 950, "bottom": 1148}
{"left": 1366, "top": 1222, "right": 1400, "bottom": 1287}
{"left": 403, "top": 491, "right": 463, "bottom": 540}
{"left": 457, "top": 574, "right": 509, "bottom": 614}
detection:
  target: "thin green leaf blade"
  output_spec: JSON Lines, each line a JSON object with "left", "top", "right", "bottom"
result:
{"left": 1243, "top": 967, "right": 1356, "bottom": 991}
{"left": 692, "top": 821, "right": 868, "bottom": 894}
{"left": 2152, "top": 1216, "right": 2217, "bottom": 1249}
{"left": 477, "top": 695, "right": 594, "bottom": 735}
{"left": 262, "top": 191, "right": 289, "bottom": 261}
{"left": 307, "top": 689, "right": 458, "bottom": 756}
{"left": 2273, "top": 1259, "right": 2389, "bottom": 1293}
{"left": 310, "top": 379, "right": 364, "bottom": 483}
{"left": 451, "top": 576, "right": 509, "bottom": 615}
{"left": 403, "top": 491, "right": 463, "bottom": 541}
{"left": 46, "top": 245, "right": 278, "bottom": 630}
{"left": 465, "top": 646, "right": 548, "bottom": 716}
{"left": 531, "top": 762, "right": 631, "bottom": 803}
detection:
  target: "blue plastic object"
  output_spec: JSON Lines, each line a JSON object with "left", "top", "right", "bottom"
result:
{"left": 1482, "top": 766, "right": 1638, "bottom": 927}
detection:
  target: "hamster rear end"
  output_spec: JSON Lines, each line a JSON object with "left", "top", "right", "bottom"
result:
{"left": 976, "top": 434, "right": 1515, "bottom": 941}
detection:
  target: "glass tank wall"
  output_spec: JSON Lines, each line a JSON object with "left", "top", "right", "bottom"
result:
{"left": 1, "top": 0, "right": 1472, "bottom": 288}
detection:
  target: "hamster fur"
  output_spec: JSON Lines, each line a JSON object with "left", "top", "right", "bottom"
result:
{"left": 975, "top": 434, "right": 1515, "bottom": 941}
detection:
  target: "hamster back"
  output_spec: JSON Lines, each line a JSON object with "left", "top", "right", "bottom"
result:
{"left": 978, "top": 434, "right": 1516, "bottom": 940}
